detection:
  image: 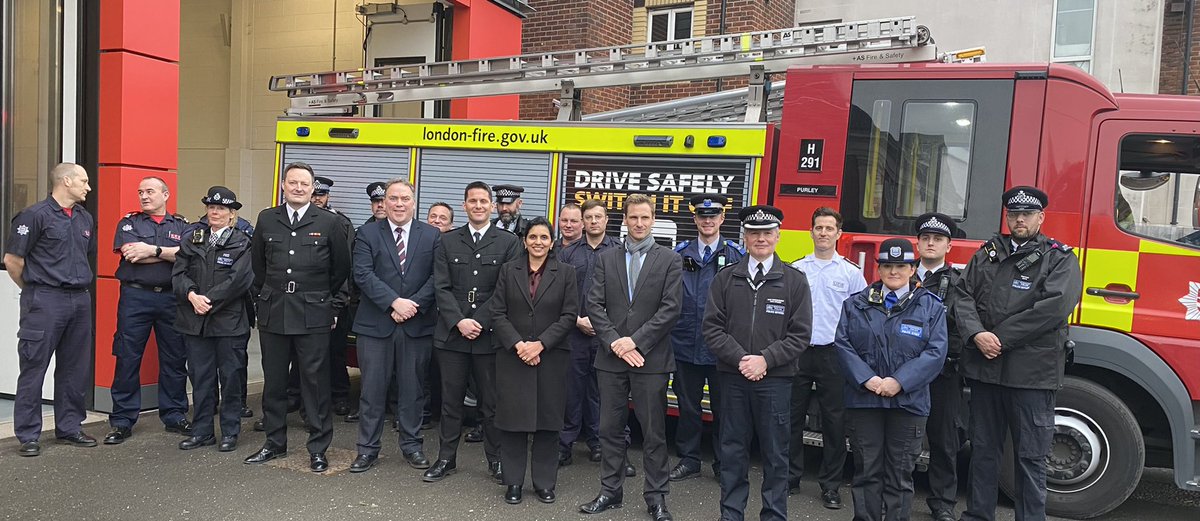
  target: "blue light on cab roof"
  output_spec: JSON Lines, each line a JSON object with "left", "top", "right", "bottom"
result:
{"left": 297, "top": 127, "right": 311, "bottom": 137}
{"left": 707, "top": 135, "right": 727, "bottom": 148}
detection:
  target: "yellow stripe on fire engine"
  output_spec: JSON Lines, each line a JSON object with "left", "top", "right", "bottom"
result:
{"left": 777, "top": 230, "right": 815, "bottom": 263}
{"left": 1139, "top": 239, "right": 1200, "bottom": 257}
{"left": 1077, "top": 248, "right": 1138, "bottom": 332}
{"left": 276, "top": 120, "right": 768, "bottom": 157}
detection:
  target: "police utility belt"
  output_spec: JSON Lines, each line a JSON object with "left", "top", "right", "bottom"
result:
{"left": 266, "top": 279, "right": 327, "bottom": 294}
{"left": 122, "top": 281, "right": 171, "bottom": 293}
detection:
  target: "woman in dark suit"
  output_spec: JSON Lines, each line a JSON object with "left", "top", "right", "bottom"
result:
{"left": 492, "top": 217, "right": 579, "bottom": 505}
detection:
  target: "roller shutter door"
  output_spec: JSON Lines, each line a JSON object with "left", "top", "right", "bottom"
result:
{"left": 417, "top": 149, "right": 553, "bottom": 227}
{"left": 279, "top": 144, "right": 410, "bottom": 226}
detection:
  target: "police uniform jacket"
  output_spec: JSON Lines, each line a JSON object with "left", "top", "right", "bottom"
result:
{"left": 433, "top": 224, "right": 523, "bottom": 353}
{"left": 834, "top": 282, "right": 948, "bottom": 416}
{"left": 493, "top": 215, "right": 531, "bottom": 238}
{"left": 672, "top": 237, "right": 744, "bottom": 365}
{"left": 5, "top": 197, "right": 95, "bottom": 288}
{"left": 172, "top": 227, "right": 253, "bottom": 337}
{"left": 703, "top": 255, "right": 812, "bottom": 378}
{"left": 491, "top": 257, "right": 579, "bottom": 432}
{"left": 190, "top": 216, "right": 256, "bottom": 327}
{"left": 914, "top": 265, "right": 966, "bottom": 368}
{"left": 250, "top": 205, "right": 352, "bottom": 334}
{"left": 953, "top": 233, "right": 1082, "bottom": 390}
{"left": 114, "top": 211, "right": 188, "bottom": 288}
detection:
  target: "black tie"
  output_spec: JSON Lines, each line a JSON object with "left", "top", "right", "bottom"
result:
{"left": 291, "top": 210, "right": 299, "bottom": 225}
{"left": 473, "top": 231, "right": 481, "bottom": 243}
{"left": 753, "top": 264, "right": 765, "bottom": 285}
{"left": 922, "top": 270, "right": 934, "bottom": 286}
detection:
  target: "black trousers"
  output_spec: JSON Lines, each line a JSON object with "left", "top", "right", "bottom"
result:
{"left": 962, "top": 381, "right": 1056, "bottom": 521}
{"left": 328, "top": 305, "right": 353, "bottom": 403}
{"left": 718, "top": 373, "right": 791, "bottom": 521}
{"left": 672, "top": 361, "right": 721, "bottom": 470}
{"left": 925, "top": 372, "right": 964, "bottom": 513}
{"left": 790, "top": 345, "right": 847, "bottom": 491}
{"left": 847, "top": 408, "right": 927, "bottom": 521}
{"left": 356, "top": 332, "right": 431, "bottom": 456}
{"left": 186, "top": 334, "right": 245, "bottom": 439}
{"left": 499, "top": 429, "right": 560, "bottom": 490}
{"left": 14, "top": 287, "right": 91, "bottom": 443}
{"left": 260, "top": 331, "right": 333, "bottom": 454}
{"left": 560, "top": 338, "right": 602, "bottom": 453}
{"left": 598, "top": 369, "right": 670, "bottom": 506}
{"left": 212, "top": 332, "right": 249, "bottom": 413}
{"left": 436, "top": 349, "right": 500, "bottom": 464}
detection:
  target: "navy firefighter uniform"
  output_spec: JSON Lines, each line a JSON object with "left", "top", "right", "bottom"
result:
{"left": 109, "top": 208, "right": 192, "bottom": 436}
{"left": 834, "top": 238, "right": 948, "bottom": 521}
{"left": 7, "top": 195, "right": 97, "bottom": 450}
{"left": 668, "top": 194, "right": 744, "bottom": 480}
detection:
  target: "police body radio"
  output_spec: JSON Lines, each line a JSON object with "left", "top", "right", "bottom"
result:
{"left": 715, "top": 251, "right": 728, "bottom": 270}
{"left": 682, "top": 257, "right": 700, "bottom": 272}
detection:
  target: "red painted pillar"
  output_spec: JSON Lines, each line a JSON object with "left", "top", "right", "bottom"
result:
{"left": 449, "top": 0, "right": 523, "bottom": 119}
{"left": 94, "top": 0, "right": 180, "bottom": 412}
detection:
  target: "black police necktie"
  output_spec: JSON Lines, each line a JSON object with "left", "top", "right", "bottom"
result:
{"left": 884, "top": 291, "right": 898, "bottom": 310}
{"left": 291, "top": 210, "right": 299, "bottom": 225}
{"left": 922, "top": 270, "right": 934, "bottom": 286}
{"left": 753, "top": 264, "right": 765, "bottom": 286}
{"left": 473, "top": 231, "right": 481, "bottom": 243}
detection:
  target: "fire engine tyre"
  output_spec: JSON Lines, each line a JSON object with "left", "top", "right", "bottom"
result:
{"left": 998, "top": 376, "right": 1144, "bottom": 520}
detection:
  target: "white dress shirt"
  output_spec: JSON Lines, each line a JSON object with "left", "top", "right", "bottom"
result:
{"left": 792, "top": 253, "right": 868, "bottom": 346}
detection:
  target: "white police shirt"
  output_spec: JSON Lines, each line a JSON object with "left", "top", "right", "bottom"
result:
{"left": 792, "top": 253, "right": 868, "bottom": 346}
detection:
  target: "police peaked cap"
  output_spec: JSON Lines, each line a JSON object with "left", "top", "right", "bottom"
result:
{"left": 493, "top": 184, "right": 525, "bottom": 204}
{"left": 313, "top": 176, "right": 335, "bottom": 195}
{"left": 201, "top": 185, "right": 242, "bottom": 210}
{"left": 1002, "top": 185, "right": 1047, "bottom": 211}
{"left": 366, "top": 181, "right": 387, "bottom": 201}
{"left": 738, "top": 205, "right": 783, "bottom": 229}
{"left": 877, "top": 237, "right": 917, "bottom": 264}
{"left": 689, "top": 194, "right": 729, "bottom": 216}
{"left": 914, "top": 212, "right": 956, "bottom": 238}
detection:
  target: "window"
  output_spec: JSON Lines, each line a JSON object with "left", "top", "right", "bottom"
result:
{"left": 648, "top": 6, "right": 693, "bottom": 43}
{"left": 895, "top": 102, "right": 977, "bottom": 219}
{"left": 1051, "top": 0, "right": 1095, "bottom": 73}
{"left": 1116, "top": 134, "right": 1200, "bottom": 249}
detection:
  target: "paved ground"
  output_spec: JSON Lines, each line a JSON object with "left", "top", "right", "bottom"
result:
{"left": 0, "top": 396, "right": 1196, "bottom": 521}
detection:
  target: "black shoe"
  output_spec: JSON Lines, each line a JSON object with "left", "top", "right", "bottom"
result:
{"left": 535, "top": 488, "right": 555, "bottom": 504}
{"left": 624, "top": 463, "right": 637, "bottom": 477}
{"left": 668, "top": 462, "right": 700, "bottom": 481}
{"left": 579, "top": 493, "right": 623, "bottom": 514}
{"left": 218, "top": 436, "right": 238, "bottom": 452}
{"left": 349, "top": 454, "right": 378, "bottom": 473}
{"left": 489, "top": 461, "right": 504, "bottom": 483}
{"left": 712, "top": 462, "right": 721, "bottom": 480}
{"left": 103, "top": 427, "right": 132, "bottom": 445}
{"left": 57, "top": 432, "right": 98, "bottom": 447}
{"left": 504, "top": 485, "right": 522, "bottom": 505}
{"left": 240, "top": 407, "right": 254, "bottom": 418}
{"left": 932, "top": 509, "right": 957, "bottom": 521}
{"left": 464, "top": 427, "right": 483, "bottom": 443}
{"left": 422, "top": 459, "right": 456, "bottom": 482}
{"left": 589, "top": 446, "right": 602, "bottom": 462}
{"left": 648, "top": 503, "right": 673, "bottom": 521}
{"left": 310, "top": 452, "right": 329, "bottom": 473}
{"left": 558, "top": 451, "right": 573, "bottom": 467}
{"left": 421, "top": 418, "right": 433, "bottom": 430}
{"left": 821, "top": 489, "right": 843, "bottom": 510}
{"left": 164, "top": 419, "right": 193, "bottom": 436}
{"left": 252, "top": 419, "right": 265, "bottom": 431}
{"left": 179, "top": 435, "right": 216, "bottom": 450}
{"left": 344, "top": 411, "right": 360, "bottom": 423}
{"left": 333, "top": 401, "right": 351, "bottom": 416}
{"left": 244, "top": 445, "right": 287, "bottom": 464}
{"left": 404, "top": 450, "right": 431, "bottom": 469}
{"left": 787, "top": 479, "right": 800, "bottom": 496}
{"left": 18, "top": 441, "right": 40, "bottom": 457}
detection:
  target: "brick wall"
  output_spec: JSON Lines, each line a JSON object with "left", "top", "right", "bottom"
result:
{"left": 520, "top": 0, "right": 795, "bottom": 119}
{"left": 1159, "top": 2, "right": 1200, "bottom": 95}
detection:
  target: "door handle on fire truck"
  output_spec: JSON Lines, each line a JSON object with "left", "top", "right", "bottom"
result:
{"left": 1086, "top": 286, "right": 1140, "bottom": 302}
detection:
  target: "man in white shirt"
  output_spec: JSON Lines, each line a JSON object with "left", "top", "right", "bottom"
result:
{"left": 788, "top": 207, "right": 868, "bottom": 509}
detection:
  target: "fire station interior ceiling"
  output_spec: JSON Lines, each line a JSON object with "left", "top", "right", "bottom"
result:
{"left": 416, "top": 148, "right": 552, "bottom": 223}
{"left": 280, "top": 144, "right": 411, "bottom": 225}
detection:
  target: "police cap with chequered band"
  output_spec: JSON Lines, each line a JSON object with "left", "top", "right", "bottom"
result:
{"left": 1002, "top": 185, "right": 1048, "bottom": 211}
{"left": 493, "top": 184, "right": 524, "bottom": 204}
{"left": 877, "top": 237, "right": 917, "bottom": 265}
{"left": 689, "top": 194, "right": 729, "bottom": 217}
{"left": 200, "top": 185, "right": 242, "bottom": 210}
{"left": 737, "top": 205, "right": 783, "bottom": 230}
{"left": 366, "top": 181, "right": 386, "bottom": 202}
{"left": 914, "top": 212, "right": 957, "bottom": 238}
{"left": 313, "top": 176, "right": 335, "bottom": 195}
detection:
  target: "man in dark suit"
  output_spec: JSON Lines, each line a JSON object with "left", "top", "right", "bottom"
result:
{"left": 579, "top": 194, "right": 683, "bottom": 521}
{"left": 348, "top": 179, "right": 440, "bottom": 473}
{"left": 423, "top": 181, "right": 523, "bottom": 483}
{"left": 244, "top": 162, "right": 351, "bottom": 473}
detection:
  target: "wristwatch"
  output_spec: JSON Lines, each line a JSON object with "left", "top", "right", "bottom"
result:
{"left": 154, "top": 246, "right": 162, "bottom": 258}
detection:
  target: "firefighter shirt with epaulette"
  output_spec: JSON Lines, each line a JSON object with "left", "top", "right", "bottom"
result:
{"left": 671, "top": 236, "right": 745, "bottom": 365}
{"left": 792, "top": 253, "right": 868, "bottom": 346}
{"left": 953, "top": 233, "right": 1082, "bottom": 390}
{"left": 114, "top": 211, "right": 188, "bottom": 289}
{"left": 6, "top": 197, "right": 95, "bottom": 288}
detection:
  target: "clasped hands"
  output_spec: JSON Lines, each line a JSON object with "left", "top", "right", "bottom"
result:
{"left": 610, "top": 337, "right": 644, "bottom": 368}
{"left": 974, "top": 331, "right": 1002, "bottom": 359}
{"left": 864, "top": 376, "right": 903, "bottom": 397}
{"left": 515, "top": 340, "right": 544, "bottom": 366}
{"left": 739, "top": 355, "right": 768, "bottom": 381}
{"left": 391, "top": 298, "right": 419, "bottom": 323}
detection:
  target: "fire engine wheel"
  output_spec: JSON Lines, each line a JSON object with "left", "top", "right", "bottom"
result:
{"left": 998, "top": 376, "right": 1144, "bottom": 519}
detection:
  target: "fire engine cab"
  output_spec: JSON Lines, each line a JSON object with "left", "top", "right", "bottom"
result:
{"left": 270, "top": 17, "right": 1200, "bottom": 519}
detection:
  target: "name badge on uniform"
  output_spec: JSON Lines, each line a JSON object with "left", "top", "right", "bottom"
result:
{"left": 1012, "top": 279, "right": 1032, "bottom": 290}
{"left": 168, "top": 232, "right": 181, "bottom": 241}
{"left": 765, "top": 298, "right": 786, "bottom": 315}
{"left": 216, "top": 254, "right": 234, "bottom": 266}
{"left": 899, "top": 323, "right": 923, "bottom": 337}
{"left": 830, "top": 280, "right": 846, "bottom": 292}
